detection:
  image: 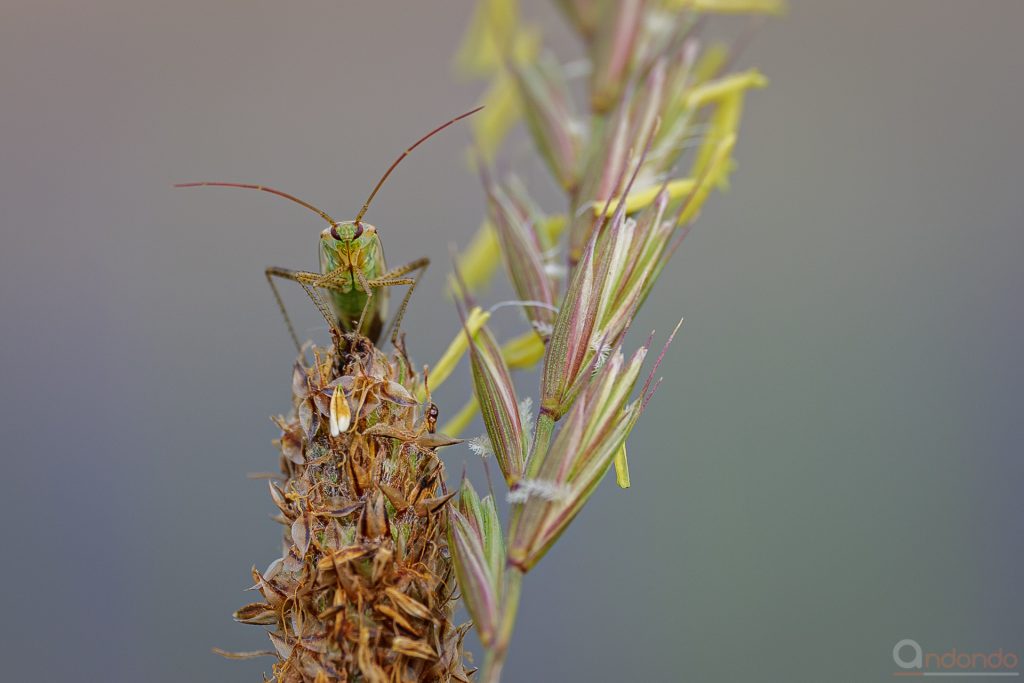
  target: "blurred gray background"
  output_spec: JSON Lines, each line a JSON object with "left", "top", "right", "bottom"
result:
{"left": 1, "top": 1, "right": 1022, "bottom": 681}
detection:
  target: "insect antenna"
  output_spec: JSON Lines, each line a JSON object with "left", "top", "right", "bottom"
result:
{"left": 174, "top": 182, "right": 339, "bottom": 226}
{"left": 353, "top": 105, "right": 484, "bottom": 225}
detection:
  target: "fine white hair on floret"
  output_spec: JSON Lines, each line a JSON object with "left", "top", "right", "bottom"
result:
{"left": 518, "top": 397, "right": 534, "bottom": 444}
{"left": 467, "top": 434, "right": 493, "bottom": 459}
{"left": 506, "top": 479, "right": 570, "bottom": 505}
{"left": 543, "top": 262, "right": 568, "bottom": 279}
{"left": 532, "top": 320, "right": 554, "bottom": 336}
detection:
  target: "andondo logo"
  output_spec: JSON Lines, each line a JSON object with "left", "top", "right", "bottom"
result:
{"left": 893, "top": 639, "right": 1019, "bottom": 677}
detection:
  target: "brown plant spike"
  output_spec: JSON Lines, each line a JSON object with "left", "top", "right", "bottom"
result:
{"left": 230, "top": 338, "right": 471, "bottom": 682}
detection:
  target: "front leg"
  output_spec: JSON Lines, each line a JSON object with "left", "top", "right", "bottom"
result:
{"left": 351, "top": 268, "right": 377, "bottom": 342}
{"left": 266, "top": 266, "right": 339, "bottom": 353}
{"left": 370, "top": 257, "right": 430, "bottom": 348}
{"left": 266, "top": 265, "right": 366, "bottom": 352}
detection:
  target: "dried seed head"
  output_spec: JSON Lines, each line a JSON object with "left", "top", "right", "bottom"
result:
{"left": 224, "top": 341, "right": 470, "bottom": 681}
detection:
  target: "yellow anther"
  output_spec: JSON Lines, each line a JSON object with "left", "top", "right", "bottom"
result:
{"left": 685, "top": 69, "right": 768, "bottom": 110}
{"left": 501, "top": 330, "right": 546, "bottom": 370}
{"left": 599, "top": 177, "right": 698, "bottom": 218}
{"left": 537, "top": 213, "right": 567, "bottom": 244}
{"left": 665, "top": 0, "right": 785, "bottom": 15}
{"left": 613, "top": 444, "right": 631, "bottom": 489}
{"left": 689, "top": 90, "right": 743, "bottom": 184}
{"left": 678, "top": 133, "right": 736, "bottom": 226}
{"left": 692, "top": 43, "right": 729, "bottom": 84}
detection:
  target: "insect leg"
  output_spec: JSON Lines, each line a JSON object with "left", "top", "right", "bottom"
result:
{"left": 369, "top": 257, "right": 430, "bottom": 348}
{"left": 350, "top": 269, "right": 378, "bottom": 341}
{"left": 265, "top": 266, "right": 340, "bottom": 353}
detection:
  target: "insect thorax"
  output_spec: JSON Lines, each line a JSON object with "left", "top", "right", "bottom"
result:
{"left": 318, "top": 226, "right": 387, "bottom": 338}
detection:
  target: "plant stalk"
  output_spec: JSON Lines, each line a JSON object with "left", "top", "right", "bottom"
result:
{"left": 483, "top": 409, "right": 556, "bottom": 682}
{"left": 525, "top": 409, "right": 558, "bottom": 478}
{"left": 508, "top": 408, "right": 558, "bottom": 569}
{"left": 481, "top": 566, "right": 525, "bottom": 683}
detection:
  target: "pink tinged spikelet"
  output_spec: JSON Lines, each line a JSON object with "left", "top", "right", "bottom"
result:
{"left": 511, "top": 55, "right": 582, "bottom": 191}
{"left": 589, "top": 0, "right": 645, "bottom": 113}
{"left": 459, "top": 304, "right": 527, "bottom": 485}
{"left": 483, "top": 174, "right": 558, "bottom": 333}
{"left": 510, "top": 321, "right": 680, "bottom": 572}
{"left": 448, "top": 479, "right": 505, "bottom": 646}
{"left": 539, "top": 225, "right": 601, "bottom": 418}
{"left": 570, "top": 58, "right": 668, "bottom": 262}
{"left": 540, "top": 162, "right": 668, "bottom": 417}
{"left": 538, "top": 120, "right": 664, "bottom": 417}
{"left": 446, "top": 3, "right": 774, "bottom": 681}
{"left": 511, "top": 345, "right": 648, "bottom": 570}
{"left": 595, "top": 187, "right": 674, "bottom": 336}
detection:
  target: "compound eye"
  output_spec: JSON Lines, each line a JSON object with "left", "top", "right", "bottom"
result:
{"left": 330, "top": 224, "right": 343, "bottom": 241}
{"left": 352, "top": 222, "right": 364, "bottom": 240}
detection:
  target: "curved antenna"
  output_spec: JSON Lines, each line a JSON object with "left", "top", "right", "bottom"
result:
{"left": 174, "top": 182, "right": 339, "bottom": 226}
{"left": 353, "top": 105, "right": 484, "bottom": 224}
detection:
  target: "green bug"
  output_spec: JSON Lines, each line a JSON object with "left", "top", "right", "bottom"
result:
{"left": 176, "top": 106, "right": 482, "bottom": 351}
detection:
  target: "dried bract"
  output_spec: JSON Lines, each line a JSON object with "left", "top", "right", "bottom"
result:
{"left": 225, "top": 343, "right": 471, "bottom": 682}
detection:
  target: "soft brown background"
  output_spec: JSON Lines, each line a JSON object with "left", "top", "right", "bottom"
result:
{"left": 1, "top": 1, "right": 1022, "bottom": 681}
